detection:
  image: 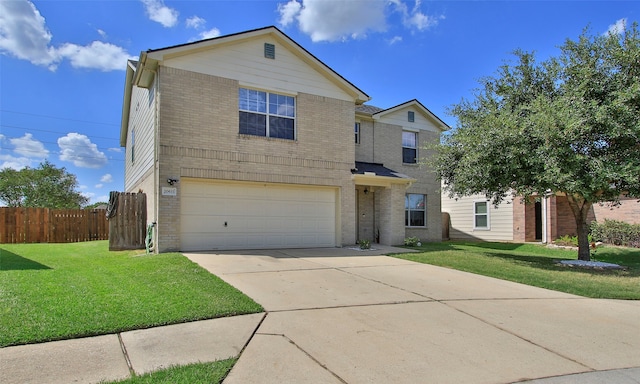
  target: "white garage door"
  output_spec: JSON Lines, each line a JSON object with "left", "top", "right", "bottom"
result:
{"left": 180, "top": 180, "right": 337, "bottom": 251}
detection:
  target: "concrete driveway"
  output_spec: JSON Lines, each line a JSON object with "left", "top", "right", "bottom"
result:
{"left": 185, "top": 246, "right": 640, "bottom": 384}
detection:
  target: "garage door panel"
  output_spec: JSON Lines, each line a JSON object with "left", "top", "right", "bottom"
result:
{"left": 181, "top": 181, "right": 336, "bottom": 251}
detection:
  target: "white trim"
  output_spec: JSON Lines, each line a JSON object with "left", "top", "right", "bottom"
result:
{"left": 473, "top": 200, "right": 491, "bottom": 230}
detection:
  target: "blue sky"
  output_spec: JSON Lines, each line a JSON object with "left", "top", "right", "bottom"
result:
{"left": 0, "top": 0, "right": 637, "bottom": 205}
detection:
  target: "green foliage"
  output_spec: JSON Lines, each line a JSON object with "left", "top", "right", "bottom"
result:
{"left": 404, "top": 236, "right": 421, "bottom": 246}
{"left": 434, "top": 24, "right": 640, "bottom": 261}
{"left": 84, "top": 201, "right": 109, "bottom": 209}
{"left": 591, "top": 219, "right": 640, "bottom": 248}
{"left": 358, "top": 239, "right": 371, "bottom": 249}
{"left": 0, "top": 161, "right": 88, "bottom": 208}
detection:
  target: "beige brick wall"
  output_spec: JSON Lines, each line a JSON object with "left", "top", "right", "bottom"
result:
{"left": 592, "top": 197, "right": 640, "bottom": 224}
{"left": 155, "top": 66, "right": 356, "bottom": 251}
{"left": 362, "top": 122, "right": 442, "bottom": 243}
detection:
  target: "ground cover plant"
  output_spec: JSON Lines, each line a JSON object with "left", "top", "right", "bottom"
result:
{"left": 0, "top": 241, "right": 263, "bottom": 347}
{"left": 103, "top": 360, "right": 236, "bottom": 384}
{"left": 394, "top": 241, "right": 640, "bottom": 299}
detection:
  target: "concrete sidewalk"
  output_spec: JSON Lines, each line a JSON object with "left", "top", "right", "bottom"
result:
{"left": 2, "top": 246, "right": 639, "bottom": 383}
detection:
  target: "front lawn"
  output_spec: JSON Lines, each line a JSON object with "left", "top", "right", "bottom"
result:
{"left": 0, "top": 241, "right": 263, "bottom": 347}
{"left": 393, "top": 242, "right": 640, "bottom": 299}
{"left": 103, "top": 360, "right": 236, "bottom": 384}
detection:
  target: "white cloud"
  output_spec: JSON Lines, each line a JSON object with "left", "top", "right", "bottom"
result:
{"left": 57, "top": 133, "right": 108, "bottom": 168}
{"left": 278, "top": 0, "right": 441, "bottom": 42}
{"left": 10, "top": 133, "right": 49, "bottom": 158}
{"left": 141, "top": 0, "right": 179, "bottom": 28}
{"left": 95, "top": 183, "right": 103, "bottom": 189}
{"left": 57, "top": 41, "right": 134, "bottom": 72}
{"left": 199, "top": 28, "right": 221, "bottom": 40}
{"left": 0, "top": 0, "right": 134, "bottom": 71}
{"left": 0, "top": 0, "right": 57, "bottom": 68}
{"left": 391, "top": 0, "right": 443, "bottom": 31}
{"left": 0, "top": 154, "right": 32, "bottom": 170}
{"left": 100, "top": 173, "right": 113, "bottom": 183}
{"left": 605, "top": 18, "right": 627, "bottom": 36}
{"left": 279, "top": 0, "right": 387, "bottom": 42}
{"left": 278, "top": 0, "right": 302, "bottom": 27}
{"left": 186, "top": 15, "right": 206, "bottom": 29}
{"left": 388, "top": 36, "right": 403, "bottom": 45}
{"left": 97, "top": 29, "right": 107, "bottom": 39}
{"left": 108, "top": 147, "right": 122, "bottom": 152}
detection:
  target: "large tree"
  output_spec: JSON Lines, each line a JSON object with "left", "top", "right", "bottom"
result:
{"left": 0, "top": 161, "right": 88, "bottom": 209}
{"left": 435, "top": 25, "right": 640, "bottom": 261}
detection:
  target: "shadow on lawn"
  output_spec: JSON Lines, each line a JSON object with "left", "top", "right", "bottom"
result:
{"left": 0, "top": 248, "right": 51, "bottom": 271}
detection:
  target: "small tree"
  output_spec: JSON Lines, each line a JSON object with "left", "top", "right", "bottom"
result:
{"left": 0, "top": 161, "right": 88, "bottom": 208}
{"left": 435, "top": 25, "right": 640, "bottom": 261}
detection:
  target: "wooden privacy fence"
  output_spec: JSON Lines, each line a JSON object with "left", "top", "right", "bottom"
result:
{"left": 108, "top": 192, "right": 147, "bottom": 251}
{"left": 0, "top": 207, "right": 109, "bottom": 244}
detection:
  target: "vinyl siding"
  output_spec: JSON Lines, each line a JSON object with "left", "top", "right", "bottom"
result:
{"left": 163, "top": 36, "right": 353, "bottom": 102}
{"left": 124, "top": 84, "right": 155, "bottom": 192}
{"left": 442, "top": 194, "right": 515, "bottom": 241}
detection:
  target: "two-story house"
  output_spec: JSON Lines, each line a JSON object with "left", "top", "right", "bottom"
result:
{"left": 120, "top": 26, "right": 448, "bottom": 253}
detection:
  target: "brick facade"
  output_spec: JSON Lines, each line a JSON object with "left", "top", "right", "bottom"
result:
{"left": 155, "top": 67, "right": 356, "bottom": 251}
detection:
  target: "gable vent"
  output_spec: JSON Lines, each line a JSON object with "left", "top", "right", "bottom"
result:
{"left": 264, "top": 43, "right": 275, "bottom": 59}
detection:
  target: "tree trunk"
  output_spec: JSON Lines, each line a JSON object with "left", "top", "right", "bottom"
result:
{"left": 566, "top": 194, "right": 593, "bottom": 261}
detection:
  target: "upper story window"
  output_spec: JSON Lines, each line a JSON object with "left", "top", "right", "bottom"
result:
{"left": 402, "top": 131, "right": 417, "bottom": 164}
{"left": 474, "top": 201, "right": 490, "bottom": 229}
{"left": 408, "top": 111, "right": 415, "bottom": 122}
{"left": 239, "top": 88, "right": 295, "bottom": 140}
{"left": 405, "top": 193, "right": 426, "bottom": 227}
{"left": 355, "top": 122, "right": 360, "bottom": 144}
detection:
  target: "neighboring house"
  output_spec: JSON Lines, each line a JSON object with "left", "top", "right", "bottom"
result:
{"left": 442, "top": 193, "right": 640, "bottom": 243}
{"left": 120, "top": 26, "right": 448, "bottom": 253}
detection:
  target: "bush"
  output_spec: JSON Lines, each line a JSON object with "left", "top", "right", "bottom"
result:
{"left": 553, "top": 235, "right": 578, "bottom": 247}
{"left": 590, "top": 219, "right": 640, "bottom": 248}
{"left": 404, "top": 237, "right": 421, "bottom": 247}
{"left": 358, "top": 239, "right": 371, "bottom": 250}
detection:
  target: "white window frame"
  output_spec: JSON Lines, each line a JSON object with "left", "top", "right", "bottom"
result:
{"left": 355, "top": 122, "right": 360, "bottom": 144}
{"left": 473, "top": 200, "right": 490, "bottom": 230}
{"left": 238, "top": 88, "right": 296, "bottom": 140}
{"left": 405, "top": 193, "right": 427, "bottom": 227}
{"left": 402, "top": 130, "right": 417, "bottom": 164}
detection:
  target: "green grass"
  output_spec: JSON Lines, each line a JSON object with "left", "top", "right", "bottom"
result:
{"left": 393, "top": 241, "right": 640, "bottom": 300}
{"left": 0, "top": 241, "right": 263, "bottom": 347}
{"left": 103, "top": 360, "right": 236, "bottom": 384}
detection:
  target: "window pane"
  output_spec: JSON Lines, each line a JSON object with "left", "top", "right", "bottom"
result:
{"left": 239, "top": 112, "right": 266, "bottom": 136}
{"left": 403, "top": 147, "right": 417, "bottom": 163}
{"left": 402, "top": 131, "right": 416, "bottom": 148}
{"left": 269, "top": 94, "right": 295, "bottom": 117}
{"left": 410, "top": 211, "right": 425, "bottom": 227}
{"left": 269, "top": 116, "right": 295, "bottom": 140}
{"left": 239, "top": 88, "right": 266, "bottom": 113}
{"left": 475, "top": 202, "right": 487, "bottom": 214}
{"left": 408, "top": 194, "right": 424, "bottom": 209}
{"left": 405, "top": 210, "right": 409, "bottom": 226}
{"left": 475, "top": 215, "right": 488, "bottom": 228}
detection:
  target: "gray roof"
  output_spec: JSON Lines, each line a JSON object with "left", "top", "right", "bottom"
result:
{"left": 353, "top": 162, "right": 404, "bottom": 178}
{"left": 355, "top": 104, "right": 384, "bottom": 115}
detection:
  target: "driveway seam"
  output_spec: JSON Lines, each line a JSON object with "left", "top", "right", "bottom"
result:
{"left": 443, "top": 303, "right": 596, "bottom": 372}
{"left": 257, "top": 333, "right": 348, "bottom": 384}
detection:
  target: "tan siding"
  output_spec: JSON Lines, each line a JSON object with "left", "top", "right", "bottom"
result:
{"left": 163, "top": 36, "right": 352, "bottom": 102}
{"left": 124, "top": 85, "right": 155, "bottom": 192}
{"left": 441, "top": 194, "right": 514, "bottom": 241}
{"left": 377, "top": 107, "right": 442, "bottom": 133}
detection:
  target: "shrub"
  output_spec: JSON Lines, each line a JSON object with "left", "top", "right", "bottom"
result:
{"left": 404, "top": 237, "right": 421, "bottom": 247}
{"left": 590, "top": 219, "right": 640, "bottom": 248}
{"left": 358, "top": 239, "right": 371, "bottom": 250}
{"left": 554, "top": 235, "right": 578, "bottom": 247}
